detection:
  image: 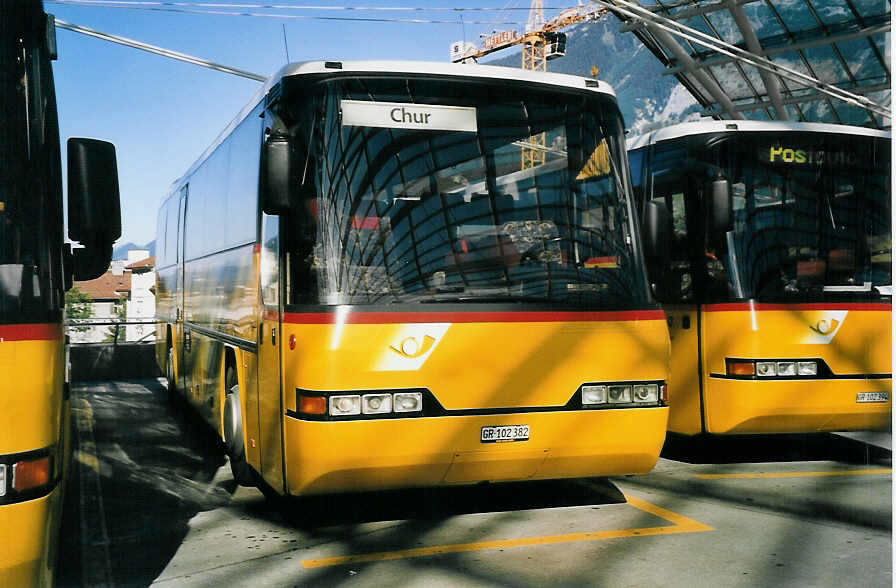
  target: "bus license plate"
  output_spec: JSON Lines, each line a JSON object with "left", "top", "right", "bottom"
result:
{"left": 481, "top": 425, "right": 529, "bottom": 443}
{"left": 857, "top": 392, "right": 889, "bottom": 403}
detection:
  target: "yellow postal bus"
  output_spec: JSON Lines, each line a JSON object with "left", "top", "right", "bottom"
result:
{"left": 156, "top": 61, "right": 669, "bottom": 497}
{"left": 1, "top": 1, "right": 120, "bottom": 584}
{"left": 628, "top": 120, "right": 890, "bottom": 435}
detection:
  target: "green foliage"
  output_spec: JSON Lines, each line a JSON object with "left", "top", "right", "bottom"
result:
{"left": 103, "top": 301, "right": 126, "bottom": 343}
{"left": 65, "top": 286, "right": 92, "bottom": 333}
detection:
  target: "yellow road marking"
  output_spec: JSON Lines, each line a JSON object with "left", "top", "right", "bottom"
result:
{"left": 73, "top": 395, "right": 114, "bottom": 587}
{"left": 301, "top": 492, "right": 713, "bottom": 569}
{"left": 696, "top": 468, "right": 891, "bottom": 480}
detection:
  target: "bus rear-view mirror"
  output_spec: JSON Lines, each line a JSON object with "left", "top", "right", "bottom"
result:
{"left": 261, "top": 134, "right": 293, "bottom": 215}
{"left": 707, "top": 174, "right": 733, "bottom": 235}
{"left": 643, "top": 199, "right": 672, "bottom": 288}
{"left": 67, "top": 138, "right": 121, "bottom": 280}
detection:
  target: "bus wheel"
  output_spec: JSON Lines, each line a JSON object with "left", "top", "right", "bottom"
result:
{"left": 224, "top": 365, "right": 255, "bottom": 487}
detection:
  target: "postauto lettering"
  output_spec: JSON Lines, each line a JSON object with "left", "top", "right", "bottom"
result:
{"left": 767, "top": 146, "right": 858, "bottom": 166}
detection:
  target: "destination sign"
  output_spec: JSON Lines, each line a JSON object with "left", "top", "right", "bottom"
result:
{"left": 763, "top": 145, "right": 859, "bottom": 167}
{"left": 341, "top": 100, "right": 477, "bottom": 132}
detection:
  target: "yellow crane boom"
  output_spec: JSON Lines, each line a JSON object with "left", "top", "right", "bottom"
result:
{"left": 450, "top": 1, "right": 606, "bottom": 71}
{"left": 449, "top": 1, "right": 606, "bottom": 169}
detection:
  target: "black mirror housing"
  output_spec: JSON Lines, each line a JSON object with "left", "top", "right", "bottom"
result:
{"left": 261, "top": 134, "right": 293, "bottom": 215}
{"left": 67, "top": 138, "right": 121, "bottom": 245}
{"left": 707, "top": 175, "right": 733, "bottom": 235}
{"left": 72, "top": 243, "right": 113, "bottom": 281}
{"left": 643, "top": 200, "right": 672, "bottom": 283}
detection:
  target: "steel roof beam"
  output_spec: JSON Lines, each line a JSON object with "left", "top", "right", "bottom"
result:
{"left": 659, "top": 22, "right": 891, "bottom": 75}
{"left": 642, "top": 24, "right": 745, "bottom": 119}
{"left": 619, "top": 0, "right": 758, "bottom": 32}
{"left": 701, "top": 82, "right": 892, "bottom": 116}
{"left": 600, "top": 0, "right": 890, "bottom": 119}
{"left": 725, "top": 0, "right": 788, "bottom": 120}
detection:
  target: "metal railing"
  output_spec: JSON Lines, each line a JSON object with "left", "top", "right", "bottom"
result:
{"left": 65, "top": 318, "right": 158, "bottom": 344}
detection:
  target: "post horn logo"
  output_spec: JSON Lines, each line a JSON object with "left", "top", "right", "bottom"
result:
{"left": 809, "top": 319, "right": 840, "bottom": 336}
{"left": 390, "top": 335, "right": 436, "bottom": 359}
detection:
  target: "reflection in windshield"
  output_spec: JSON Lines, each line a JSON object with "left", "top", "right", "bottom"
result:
{"left": 287, "top": 78, "right": 646, "bottom": 309}
{"left": 728, "top": 136, "right": 891, "bottom": 301}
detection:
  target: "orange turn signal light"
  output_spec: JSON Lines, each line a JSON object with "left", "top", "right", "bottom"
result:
{"left": 298, "top": 394, "right": 327, "bottom": 415}
{"left": 13, "top": 455, "right": 51, "bottom": 492}
{"left": 727, "top": 361, "right": 755, "bottom": 376}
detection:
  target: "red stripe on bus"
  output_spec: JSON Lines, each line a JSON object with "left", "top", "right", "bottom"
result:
{"left": 0, "top": 324, "right": 62, "bottom": 341}
{"left": 703, "top": 302, "right": 891, "bottom": 312}
{"left": 282, "top": 310, "right": 665, "bottom": 324}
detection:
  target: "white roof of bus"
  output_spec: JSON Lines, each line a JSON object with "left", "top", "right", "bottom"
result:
{"left": 167, "top": 60, "right": 616, "bottom": 197}
{"left": 627, "top": 119, "right": 891, "bottom": 150}
{"left": 272, "top": 60, "right": 616, "bottom": 97}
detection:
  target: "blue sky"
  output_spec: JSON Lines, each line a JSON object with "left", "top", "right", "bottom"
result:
{"left": 46, "top": 1, "right": 551, "bottom": 246}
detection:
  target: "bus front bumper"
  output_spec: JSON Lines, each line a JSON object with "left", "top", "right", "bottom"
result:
{"left": 705, "top": 376, "right": 892, "bottom": 434}
{"left": 0, "top": 486, "right": 61, "bottom": 588}
{"left": 283, "top": 407, "right": 668, "bottom": 496}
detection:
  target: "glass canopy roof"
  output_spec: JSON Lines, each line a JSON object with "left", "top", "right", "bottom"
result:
{"left": 609, "top": 0, "right": 891, "bottom": 129}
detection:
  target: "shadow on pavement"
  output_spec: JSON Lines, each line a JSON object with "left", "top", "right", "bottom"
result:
{"left": 661, "top": 432, "right": 892, "bottom": 466}
{"left": 272, "top": 477, "right": 627, "bottom": 529}
{"left": 57, "top": 378, "right": 232, "bottom": 588}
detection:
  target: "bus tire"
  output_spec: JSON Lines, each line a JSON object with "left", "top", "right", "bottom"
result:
{"left": 224, "top": 365, "right": 255, "bottom": 487}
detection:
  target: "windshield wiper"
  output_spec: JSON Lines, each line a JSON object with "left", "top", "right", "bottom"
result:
{"left": 416, "top": 291, "right": 552, "bottom": 304}
{"left": 823, "top": 282, "right": 872, "bottom": 293}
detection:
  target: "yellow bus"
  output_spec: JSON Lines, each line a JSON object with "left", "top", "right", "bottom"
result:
{"left": 156, "top": 61, "right": 670, "bottom": 497}
{"left": 628, "top": 120, "right": 891, "bottom": 435}
{"left": 1, "top": 1, "right": 120, "bottom": 584}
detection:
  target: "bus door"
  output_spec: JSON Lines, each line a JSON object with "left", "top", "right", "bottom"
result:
{"left": 257, "top": 213, "right": 284, "bottom": 492}
{"left": 175, "top": 186, "right": 189, "bottom": 393}
{"left": 651, "top": 169, "right": 704, "bottom": 435}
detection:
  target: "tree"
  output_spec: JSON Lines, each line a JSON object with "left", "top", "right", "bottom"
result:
{"left": 103, "top": 300, "right": 126, "bottom": 343}
{"left": 65, "top": 286, "right": 92, "bottom": 333}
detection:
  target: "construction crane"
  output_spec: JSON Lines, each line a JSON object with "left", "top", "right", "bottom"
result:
{"left": 450, "top": 1, "right": 605, "bottom": 71}
{"left": 450, "top": 1, "right": 606, "bottom": 168}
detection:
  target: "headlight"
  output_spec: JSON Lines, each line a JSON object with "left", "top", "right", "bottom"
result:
{"left": 582, "top": 385, "right": 607, "bottom": 405}
{"left": 776, "top": 361, "right": 796, "bottom": 377}
{"left": 329, "top": 395, "right": 361, "bottom": 416}
{"left": 362, "top": 394, "right": 392, "bottom": 415}
{"left": 633, "top": 384, "right": 659, "bottom": 404}
{"left": 756, "top": 362, "right": 776, "bottom": 377}
{"left": 393, "top": 392, "right": 423, "bottom": 413}
{"left": 607, "top": 385, "right": 633, "bottom": 404}
{"left": 798, "top": 361, "right": 818, "bottom": 376}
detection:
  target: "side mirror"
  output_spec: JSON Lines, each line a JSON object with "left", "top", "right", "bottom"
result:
{"left": 707, "top": 174, "right": 733, "bottom": 235}
{"left": 72, "top": 243, "right": 114, "bottom": 281}
{"left": 643, "top": 200, "right": 672, "bottom": 285}
{"left": 67, "top": 138, "right": 121, "bottom": 281}
{"left": 260, "top": 133, "right": 293, "bottom": 215}
{"left": 68, "top": 138, "right": 121, "bottom": 245}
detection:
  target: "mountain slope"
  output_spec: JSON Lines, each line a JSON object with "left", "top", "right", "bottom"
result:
{"left": 486, "top": 14, "right": 703, "bottom": 133}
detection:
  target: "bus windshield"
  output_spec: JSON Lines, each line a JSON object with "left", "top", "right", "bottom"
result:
{"left": 288, "top": 76, "right": 647, "bottom": 308}
{"left": 723, "top": 134, "right": 890, "bottom": 302}
{"left": 0, "top": 22, "right": 58, "bottom": 323}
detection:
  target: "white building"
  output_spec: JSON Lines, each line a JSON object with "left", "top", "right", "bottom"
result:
{"left": 69, "top": 250, "right": 156, "bottom": 343}
{"left": 124, "top": 251, "right": 156, "bottom": 342}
